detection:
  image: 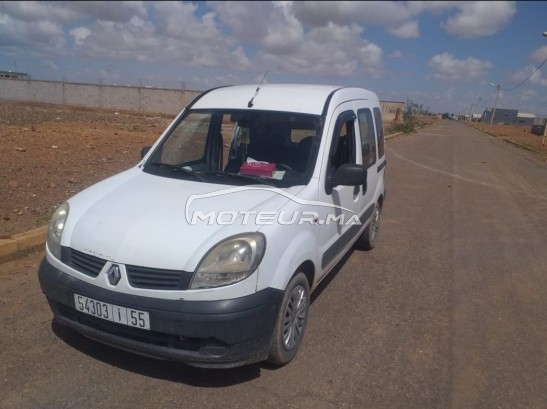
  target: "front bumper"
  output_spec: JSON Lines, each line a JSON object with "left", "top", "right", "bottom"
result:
{"left": 38, "top": 257, "right": 283, "bottom": 368}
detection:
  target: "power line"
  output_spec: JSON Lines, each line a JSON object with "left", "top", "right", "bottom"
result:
{"left": 478, "top": 56, "right": 547, "bottom": 117}
{"left": 501, "top": 57, "right": 547, "bottom": 92}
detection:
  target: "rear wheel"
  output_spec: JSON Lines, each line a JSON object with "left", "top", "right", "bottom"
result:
{"left": 356, "top": 203, "right": 380, "bottom": 251}
{"left": 267, "top": 272, "right": 310, "bottom": 366}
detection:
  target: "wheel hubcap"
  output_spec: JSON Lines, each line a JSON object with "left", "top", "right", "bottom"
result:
{"left": 282, "top": 285, "right": 308, "bottom": 350}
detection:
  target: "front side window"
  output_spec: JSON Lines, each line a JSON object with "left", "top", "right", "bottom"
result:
{"left": 329, "top": 111, "right": 356, "bottom": 173}
{"left": 144, "top": 109, "right": 323, "bottom": 188}
{"left": 325, "top": 110, "right": 357, "bottom": 194}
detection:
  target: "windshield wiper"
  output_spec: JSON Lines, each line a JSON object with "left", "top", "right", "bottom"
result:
{"left": 147, "top": 162, "right": 205, "bottom": 181}
{"left": 203, "top": 171, "right": 277, "bottom": 186}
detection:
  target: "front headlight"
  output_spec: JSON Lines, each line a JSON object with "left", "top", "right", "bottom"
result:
{"left": 46, "top": 202, "right": 69, "bottom": 259}
{"left": 190, "top": 233, "right": 266, "bottom": 289}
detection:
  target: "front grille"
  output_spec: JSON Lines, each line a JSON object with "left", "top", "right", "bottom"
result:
{"left": 61, "top": 247, "right": 192, "bottom": 290}
{"left": 61, "top": 247, "right": 106, "bottom": 278}
{"left": 126, "top": 265, "right": 192, "bottom": 290}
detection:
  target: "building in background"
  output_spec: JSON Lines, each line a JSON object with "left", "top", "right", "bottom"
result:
{"left": 482, "top": 108, "right": 518, "bottom": 125}
{"left": 380, "top": 100, "right": 404, "bottom": 122}
{"left": 0, "top": 71, "right": 30, "bottom": 79}
{"left": 516, "top": 113, "right": 536, "bottom": 126}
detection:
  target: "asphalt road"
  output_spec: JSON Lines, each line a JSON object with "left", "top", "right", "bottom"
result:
{"left": 1, "top": 120, "right": 546, "bottom": 409}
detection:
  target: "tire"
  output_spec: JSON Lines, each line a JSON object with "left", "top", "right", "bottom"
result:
{"left": 356, "top": 203, "right": 381, "bottom": 251}
{"left": 267, "top": 272, "right": 310, "bottom": 366}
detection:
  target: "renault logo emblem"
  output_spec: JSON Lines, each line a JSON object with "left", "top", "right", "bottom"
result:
{"left": 107, "top": 264, "right": 121, "bottom": 286}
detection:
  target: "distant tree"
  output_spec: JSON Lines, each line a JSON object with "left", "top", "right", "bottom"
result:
{"left": 398, "top": 99, "right": 419, "bottom": 133}
{"left": 387, "top": 99, "right": 437, "bottom": 134}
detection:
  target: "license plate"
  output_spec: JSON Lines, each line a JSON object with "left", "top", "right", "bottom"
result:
{"left": 73, "top": 294, "right": 150, "bottom": 330}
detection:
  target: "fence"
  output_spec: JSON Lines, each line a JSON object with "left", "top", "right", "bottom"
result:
{"left": 0, "top": 78, "right": 200, "bottom": 116}
{"left": 0, "top": 78, "right": 403, "bottom": 121}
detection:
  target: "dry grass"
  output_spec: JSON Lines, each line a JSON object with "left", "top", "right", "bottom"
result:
{"left": 467, "top": 122, "right": 547, "bottom": 161}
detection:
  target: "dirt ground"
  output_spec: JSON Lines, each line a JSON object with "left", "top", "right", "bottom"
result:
{"left": 0, "top": 101, "right": 171, "bottom": 238}
{"left": 1, "top": 101, "right": 545, "bottom": 239}
{"left": 468, "top": 121, "right": 547, "bottom": 159}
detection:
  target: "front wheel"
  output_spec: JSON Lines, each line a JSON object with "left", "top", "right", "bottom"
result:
{"left": 356, "top": 203, "right": 381, "bottom": 251}
{"left": 267, "top": 272, "right": 310, "bottom": 366}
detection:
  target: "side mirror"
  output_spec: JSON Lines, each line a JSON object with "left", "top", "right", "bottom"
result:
{"left": 330, "top": 163, "right": 367, "bottom": 187}
{"left": 140, "top": 146, "right": 151, "bottom": 159}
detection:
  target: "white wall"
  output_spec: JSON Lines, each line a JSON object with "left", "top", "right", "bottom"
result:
{"left": 0, "top": 78, "right": 199, "bottom": 115}
{"left": 1, "top": 78, "right": 402, "bottom": 120}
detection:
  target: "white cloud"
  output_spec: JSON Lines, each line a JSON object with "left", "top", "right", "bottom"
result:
{"left": 0, "top": 1, "right": 149, "bottom": 55}
{"left": 210, "top": 1, "right": 304, "bottom": 54}
{"left": 288, "top": 1, "right": 446, "bottom": 30}
{"left": 441, "top": 1, "right": 516, "bottom": 38}
{"left": 69, "top": 26, "right": 91, "bottom": 46}
{"left": 153, "top": 2, "right": 219, "bottom": 42}
{"left": 211, "top": 2, "right": 385, "bottom": 80}
{"left": 0, "top": 0, "right": 540, "bottom": 114}
{"left": 0, "top": 1, "right": 78, "bottom": 23}
{"left": 60, "top": 2, "right": 251, "bottom": 70}
{"left": 0, "top": 13, "right": 66, "bottom": 53}
{"left": 0, "top": 1, "right": 147, "bottom": 24}
{"left": 283, "top": 1, "right": 500, "bottom": 40}
{"left": 261, "top": 2, "right": 305, "bottom": 54}
{"left": 45, "top": 60, "right": 58, "bottom": 70}
{"left": 519, "top": 89, "right": 537, "bottom": 101}
{"left": 209, "top": 1, "right": 274, "bottom": 42}
{"left": 444, "top": 87, "right": 455, "bottom": 101}
{"left": 63, "top": 1, "right": 147, "bottom": 23}
{"left": 355, "top": 42, "right": 384, "bottom": 75}
{"left": 388, "top": 50, "right": 404, "bottom": 59}
{"left": 231, "top": 46, "right": 252, "bottom": 70}
{"left": 428, "top": 52, "right": 492, "bottom": 81}
{"left": 388, "top": 20, "right": 419, "bottom": 38}
{"left": 255, "top": 22, "right": 384, "bottom": 80}
{"left": 531, "top": 46, "right": 547, "bottom": 63}
{"left": 509, "top": 65, "right": 547, "bottom": 87}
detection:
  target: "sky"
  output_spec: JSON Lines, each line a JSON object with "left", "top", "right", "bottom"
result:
{"left": 1, "top": 1, "right": 547, "bottom": 116}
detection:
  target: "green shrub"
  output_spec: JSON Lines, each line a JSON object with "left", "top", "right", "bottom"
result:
{"left": 387, "top": 98, "right": 420, "bottom": 134}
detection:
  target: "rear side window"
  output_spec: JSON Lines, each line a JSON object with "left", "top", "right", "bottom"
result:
{"left": 357, "top": 109, "right": 377, "bottom": 168}
{"left": 373, "top": 107, "right": 385, "bottom": 159}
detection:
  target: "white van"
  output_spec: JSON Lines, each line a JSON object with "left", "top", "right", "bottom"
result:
{"left": 39, "top": 84, "right": 386, "bottom": 367}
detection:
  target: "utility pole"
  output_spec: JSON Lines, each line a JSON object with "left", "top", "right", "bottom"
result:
{"left": 542, "top": 32, "right": 547, "bottom": 145}
{"left": 489, "top": 84, "right": 501, "bottom": 126}
{"left": 469, "top": 96, "right": 481, "bottom": 123}
{"left": 468, "top": 103, "right": 473, "bottom": 122}
{"left": 542, "top": 117, "right": 547, "bottom": 147}
{"left": 474, "top": 97, "right": 481, "bottom": 122}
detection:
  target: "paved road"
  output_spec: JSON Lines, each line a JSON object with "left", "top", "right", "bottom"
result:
{"left": 1, "top": 120, "right": 546, "bottom": 409}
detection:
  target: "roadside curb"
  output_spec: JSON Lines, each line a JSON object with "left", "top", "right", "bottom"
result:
{"left": 464, "top": 123, "right": 543, "bottom": 153}
{"left": 462, "top": 122, "right": 498, "bottom": 138}
{"left": 386, "top": 132, "right": 403, "bottom": 140}
{"left": 503, "top": 138, "right": 539, "bottom": 152}
{"left": 0, "top": 225, "right": 47, "bottom": 263}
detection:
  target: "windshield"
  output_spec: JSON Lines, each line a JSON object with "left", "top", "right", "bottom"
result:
{"left": 144, "top": 109, "right": 323, "bottom": 187}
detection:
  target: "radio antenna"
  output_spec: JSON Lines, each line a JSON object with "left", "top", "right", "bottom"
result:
{"left": 247, "top": 69, "right": 269, "bottom": 108}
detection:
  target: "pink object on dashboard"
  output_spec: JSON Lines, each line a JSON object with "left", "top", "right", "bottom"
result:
{"left": 240, "top": 161, "right": 277, "bottom": 177}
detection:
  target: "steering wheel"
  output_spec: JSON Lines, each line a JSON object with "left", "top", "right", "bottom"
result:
{"left": 276, "top": 163, "right": 296, "bottom": 173}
